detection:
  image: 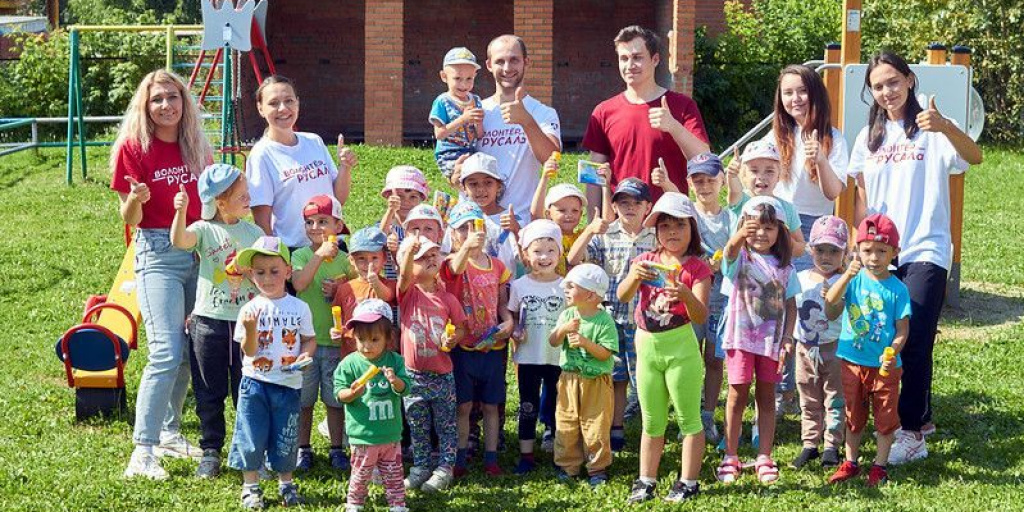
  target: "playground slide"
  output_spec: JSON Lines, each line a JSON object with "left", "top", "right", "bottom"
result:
{"left": 94, "top": 241, "right": 141, "bottom": 343}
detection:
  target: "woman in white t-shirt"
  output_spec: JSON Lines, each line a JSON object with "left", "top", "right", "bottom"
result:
{"left": 765, "top": 64, "right": 849, "bottom": 272}
{"left": 247, "top": 75, "right": 357, "bottom": 250}
{"left": 848, "top": 51, "right": 982, "bottom": 466}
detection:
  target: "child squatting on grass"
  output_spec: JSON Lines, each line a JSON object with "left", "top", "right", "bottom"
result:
{"left": 230, "top": 236, "right": 316, "bottom": 509}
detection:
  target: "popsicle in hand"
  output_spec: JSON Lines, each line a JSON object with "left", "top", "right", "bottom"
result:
{"left": 879, "top": 347, "right": 896, "bottom": 377}
{"left": 353, "top": 364, "right": 380, "bottom": 388}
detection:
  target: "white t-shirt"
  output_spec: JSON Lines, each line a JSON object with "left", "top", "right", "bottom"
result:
{"left": 234, "top": 294, "right": 316, "bottom": 389}
{"left": 848, "top": 120, "right": 968, "bottom": 269}
{"left": 794, "top": 271, "right": 842, "bottom": 345}
{"left": 246, "top": 132, "right": 339, "bottom": 248}
{"left": 507, "top": 274, "right": 565, "bottom": 366}
{"left": 764, "top": 126, "right": 850, "bottom": 217}
{"left": 478, "top": 95, "right": 561, "bottom": 221}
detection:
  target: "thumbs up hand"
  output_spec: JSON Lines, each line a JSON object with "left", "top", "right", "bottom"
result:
{"left": 501, "top": 86, "right": 530, "bottom": 125}
{"left": 586, "top": 207, "right": 610, "bottom": 235}
{"left": 500, "top": 205, "right": 521, "bottom": 236}
{"left": 916, "top": 95, "right": 949, "bottom": 133}
{"left": 726, "top": 147, "right": 742, "bottom": 178}
{"left": 173, "top": 184, "right": 189, "bottom": 211}
{"left": 651, "top": 157, "right": 679, "bottom": 193}
{"left": 648, "top": 94, "right": 681, "bottom": 134}
{"left": 337, "top": 134, "right": 358, "bottom": 171}
{"left": 125, "top": 176, "right": 151, "bottom": 204}
{"left": 803, "top": 128, "right": 823, "bottom": 183}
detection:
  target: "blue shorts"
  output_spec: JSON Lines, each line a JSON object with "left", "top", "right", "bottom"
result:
{"left": 452, "top": 347, "right": 507, "bottom": 405}
{"left": 612, "top": 323, "right": 638, "bottom": 385}
{"left": 694, "top": 313, "right": 725, "bottom": 360}
{"left": 300, "top": 345, "right": 343, "bottom": 408}
{"left": 228, "top": 376, "right": 301, "bottom": 473}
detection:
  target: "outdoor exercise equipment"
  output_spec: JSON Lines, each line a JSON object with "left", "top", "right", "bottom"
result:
{"left": 54, "top": 300, "right": 138, "bottom": 420}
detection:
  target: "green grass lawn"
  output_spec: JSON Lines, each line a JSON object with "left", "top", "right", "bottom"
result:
{"left": 0, "top": 145, "right": 1022, "bottom": 511}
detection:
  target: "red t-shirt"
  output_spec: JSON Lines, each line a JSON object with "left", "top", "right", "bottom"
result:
{"left": 440, "top": 256, "right": 511, "bottom": 351}
{"left": 110, "top": 138, "right": 201, "bottom": 229}
{"left": 398, "top": 284, "right": 466, "bottom": 374}
{"left": 632, "top": 252, "right": 713, "bottom": 333}
{"left": 582, "top": 91, "right": 709, "bottom": 201}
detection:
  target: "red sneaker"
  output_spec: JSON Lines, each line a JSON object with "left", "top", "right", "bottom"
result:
{"left": 828, "top": 460, "right": 860, "bottom": 484}
{"left": 483, "top": 463, "right": 504, "bottom": 476}
{"left": 866, "top": 464, "right": 888, "bottom": 487}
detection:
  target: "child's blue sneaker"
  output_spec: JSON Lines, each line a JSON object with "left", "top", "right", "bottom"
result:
{"left": 295, "top": 447, "right": 314, "bottom": 472}
{"left": 329, "top": 448, "right": 350, "bottom": 471}
{"left": 611, "top": 436, "right": 626, "bottom": 453}
{"left": 514, "top": 458, "right": 536, "bottom": 475}
{"left": 587, "top": 472, "right": 609, "bottom": 488}
{"left": 555, "top": 468, "right": 574, "bottom": 481}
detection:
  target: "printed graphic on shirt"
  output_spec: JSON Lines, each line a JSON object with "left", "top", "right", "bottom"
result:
{"left": 280, "top": 159, "right": 333, "bottom": 184}
{"left": 847, "top": 291, "right": 887, "bottom": 351}
{"left": 152, "top": 165, "right": 196, "bottom": 186}
{"left": 797, "top": 298, "right": 830, "bottom": 347}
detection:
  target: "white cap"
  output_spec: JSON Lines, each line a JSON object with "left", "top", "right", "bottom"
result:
{"left": 544, "top": 183, "right": 588, "bottom": 209}
{"left": 346, "top": 298, "right": 394, "bottom": 328}
{"left": 562, "top": 263, "right": 610, "bottom": 297}
{"left": 460, "top": 152, "right": 503, "bottom": 183}
{"left": 403, "top": 204, "right": 444, "bottom": 230}
{"left": 398, "top": 235, "right": 441, "bottom": 261}
{"left": 643, "top": 192, "right": 697, "bottom": 227}
{"left": 742, "top": 195, "right": 784, "bottom": 217}
{"left": 741, "top": 139, "right": 781, "bottom": 163}
{"left": 519, "top": 219, "right": 563, "bottom": 253}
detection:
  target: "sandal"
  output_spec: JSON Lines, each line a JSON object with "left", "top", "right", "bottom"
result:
{"left": 716, "top": 455, "right": 742, "bottom": 484}
{"left": 755, "top": 455, "right": 780, "bottom": 484}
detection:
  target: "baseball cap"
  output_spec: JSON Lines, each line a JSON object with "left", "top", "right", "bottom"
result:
{"left": 856, "top": 213, "right": 900, "bottom": 248}
{"left": 349, "top": 226, "right": 387, "bottom": 254}
{"left": 303, "top": 194, "right": 343, "bottom": 220}
{"left": 687, "top": 152, "right": 723, "bottom": 177}
{"left": 545, "top": 183, "right": 588, "bottom": 209}
{"left": 741, "top": 195, "right": 784, "bottom": 218}
{"left": 381, "top": 165, "right": 429, "bottom": 199}
{"left": 809, "top": 215, "right": 849, "bottom": 250}
{"left": 460, "top": 152, "right": 503, "bottom": 183}
{"left": 643, "top": 191, "right": 696, "bottom": 228}
{"left": 346, "top": 298, "right": 394, "bottom": 329}
{"left": 447, "top": 201, "right": 485, "bottom": 229}
{"left": 443, "top": 46, "right": 480, "bottom": 70}
{"left": 562, "top": 263, "right": 610, "bottom": 297}
{"left": 198, "top": 163, "right": 242, "bottom": 220}
{"left": 741, "top": 139, "right": 781, "bottom": 163}
{"left": 612, "top": 178, "right": 652, "bottom": 203}
{"left": 403, "top": 204, "right": 444, "bottom": 231}
{"left": 519, "top": 219, "right": 563, "bottom": 253}
{"left": 236, "top": 236, "right": 290, "bottom": 268}
{"left": 398, "top": 235, "right": 442, "bottom": 261}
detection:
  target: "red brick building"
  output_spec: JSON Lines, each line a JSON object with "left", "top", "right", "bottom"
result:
{"left": 240, "top": 0, "right": 729, "bottom": 146}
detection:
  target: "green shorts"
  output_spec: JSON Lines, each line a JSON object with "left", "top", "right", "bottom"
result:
{"left": 636, "top": 324, "right": 704, "bottom": 437}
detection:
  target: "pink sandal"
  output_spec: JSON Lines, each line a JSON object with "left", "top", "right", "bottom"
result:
{"left": 716, "top": 455, "right": 742, "bottom": 484}
{"left": 755, "top": 455, "right": 780, "bottom": 484}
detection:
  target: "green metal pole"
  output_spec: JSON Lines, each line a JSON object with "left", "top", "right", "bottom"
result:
{"left": 220, "top": 46, "right": 231, "bottom": 164}
{"left": 76, "top": 59, "right": 87, "bottom": 181}
{"left": 65, "top": 29, "right": 79, "bottom": 185}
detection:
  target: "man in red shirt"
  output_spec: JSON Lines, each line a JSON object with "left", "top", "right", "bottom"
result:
{"left": 582, "top": 25, "right": 710, "bottom": 214}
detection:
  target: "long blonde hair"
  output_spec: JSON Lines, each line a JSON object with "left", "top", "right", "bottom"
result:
{"left": 110, "top": 69, "right": 212, "bottom": 178}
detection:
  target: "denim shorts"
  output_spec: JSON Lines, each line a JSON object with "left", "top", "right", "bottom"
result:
{"left": 693, "top": 313, "right": 725, "bottom": 360}
{"left": 228, "top": 376, "right": 301, "bottom": 473}
{"left": 611, "top": 323, "right": 638, "bottom": 385}
{"left": 300, "top": 345, "right": 343, "bottom": 408}
{"left": 452, "top": 348, "right": 507, "bottom": 405}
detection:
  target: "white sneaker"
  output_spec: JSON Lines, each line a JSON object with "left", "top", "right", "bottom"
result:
{"left": 540, "top": 430, "right": 554, "bottom": 453}
{"left": 404, "top": 465, "right": 432, "bottom": 490}
{"left": 124, "top": 450, "right": 169, "bottom": 480}
{"left": 888, "top": 430, "right": 928, "bottom": 465}
{"left": 421, "top": 467, "right": 453, "bottom": 492}
{"left": 317, "top": 418, "right": 331, "bottom": 439}
{"left": 344, "top": 505, "right": 363, "bottom": 512}
{"left": 156, "top": 431, "right": 202, "bottom": 459}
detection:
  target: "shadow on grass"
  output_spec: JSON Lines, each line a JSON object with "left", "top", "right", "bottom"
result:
{"left": 941, "top": 285, "right": 1024, "bottom": 327}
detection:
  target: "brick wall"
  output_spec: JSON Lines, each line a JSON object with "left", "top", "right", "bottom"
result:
{"left": 240, "top": 0, "right": 366, "bottom": 143}
{"left": 697, "top": 0, "right": 728, "bottom": 36}
{"left": 259, "top": 0, "right": 719, "bottom": 144}
{"left": 365, "top": 0, "right": 404, "bottom": 145}
{"left": 401, "top": 0, "right": 511, "bottom": 141}
{"left": 552, "top": 0, "right": 657, "bottom": 141}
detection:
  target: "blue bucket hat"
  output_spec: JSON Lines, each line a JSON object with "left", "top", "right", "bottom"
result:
{"left": 447, "top": 201, "right": 485, "bottom": 229}
{"left": 198, "top": 163, "right": 242, "bottom": 220}
{"left": 349, "top": 226, "right": 387, "bottom": 254}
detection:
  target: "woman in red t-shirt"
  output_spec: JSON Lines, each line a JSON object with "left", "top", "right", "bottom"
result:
{"left": 110, "top": 69, "right": 212, "bottom": 480}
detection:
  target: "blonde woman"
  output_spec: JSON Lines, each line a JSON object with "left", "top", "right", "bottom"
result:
{"left": 110, "top": 69, "right": 212, "bottom": 479}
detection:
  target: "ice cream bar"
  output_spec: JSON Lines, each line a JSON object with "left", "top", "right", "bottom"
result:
{"left": 879, "top": 347, "right": 896, "bottom": 377}
{"left": 353, "top": 364, "right": 380, "bottom": 388}
{"left": 332, "top": 306, "right": 343, "bottom": 330}
{"left": 441, "top": 321, "right": 455, "bottom": 352}
{"left": 552, "top": 151, "right": 562, "bottom": 162}
{"left": 712, "top": 250, "right": 723, "bottom": 263}
{"left": 643, "top": 262, "right": 681, "bottom": 288}
{"left": 325, "top": 235, "right": 337, "bottom": 262}
{"left": 474, "top": 219, "right": 484, "bottom": 231}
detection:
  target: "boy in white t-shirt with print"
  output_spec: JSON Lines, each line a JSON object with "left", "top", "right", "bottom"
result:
{"left": 230, "top": 237, "right": 316, "bottom": 509}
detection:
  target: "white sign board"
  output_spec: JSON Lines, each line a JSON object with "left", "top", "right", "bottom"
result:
{"left": 841, "top": 64, "right": 972, "bottom": 150}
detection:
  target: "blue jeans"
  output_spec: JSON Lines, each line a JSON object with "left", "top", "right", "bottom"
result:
{"left": 229, "top": 376, "right": 302, "bottom": 472}
{"left": 793, "top": 213, "right": 818, "bottom": 273}
{"left": 131, "top": 228, "right": 198, "bottom": 446}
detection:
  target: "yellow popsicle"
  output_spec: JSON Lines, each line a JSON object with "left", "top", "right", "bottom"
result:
{"left": 441, "top": 321, "right": 455, "bottom": 352}
{"left": 325, "top": 235, "right": 337, "bottom": 262}
{"left": 879, "top": 347, "right": 896, "bottom": 377}
{"left": 331, "top": 305, "right": 343, "bottom": 330}
{"left": 353, "top": 364, "right": 380, "bottom": 388}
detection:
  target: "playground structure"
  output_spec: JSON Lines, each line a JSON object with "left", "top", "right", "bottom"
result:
{"left": 53, "top": 0, "right": 274, "bottom": 420}
{"left": 41, "top": 0, "right": 981, "bottom": 419}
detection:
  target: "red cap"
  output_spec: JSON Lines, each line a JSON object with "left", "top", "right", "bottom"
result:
{"left": 302, "top": 194, "right": 343, "bottom": 220}
{"left": 856, "top": 213, "right": 899, "bottom": 248}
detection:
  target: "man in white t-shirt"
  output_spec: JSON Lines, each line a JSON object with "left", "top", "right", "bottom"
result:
{"left": 452, "top": 34, "right": 562, "bottom": 223}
